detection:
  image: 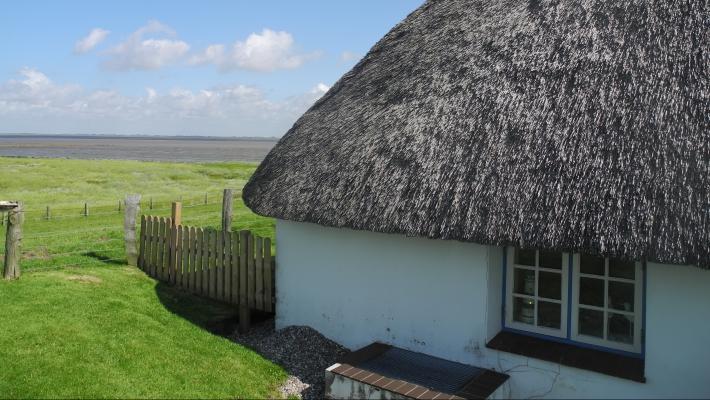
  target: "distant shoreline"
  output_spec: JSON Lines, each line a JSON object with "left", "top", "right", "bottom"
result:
{"left": 0, "top": 133, "right": 280, "bottom": 142}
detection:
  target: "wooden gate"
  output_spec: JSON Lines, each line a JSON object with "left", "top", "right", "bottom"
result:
{"left": 137, "top": 215, "right": 274, "bottom": 312}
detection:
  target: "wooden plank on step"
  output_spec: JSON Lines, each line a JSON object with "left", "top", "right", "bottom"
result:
{"left": 255, "top": 236, "right": 263, "bottom": 311}
{"left": 247, "top": 232, "right": 255, "bottom": 309}
{"left": 231, "top": 232, "right": 239, "bottom": 305}
{"left": 264, "top": 237, "right": 273, "bottom": 312}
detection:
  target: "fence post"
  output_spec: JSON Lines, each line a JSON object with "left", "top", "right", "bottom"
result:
{"left": 3, "top": 203, "right": 23, "bottom": 280}
{"left": 45, "top": 206, "right": 51, "bottom": 220}
{"left": 150, "top": 197, "right": 153, "bottom": 210}
{"left": 118, "top": 200, "right": 122, "bottom": 213}
{"left": 222, "top": 189, "right": 233, "bottom": 234}
{"left": 169, "top": 202, "right": 182, "bottom": 282}
{"left": 171, "top": 202, "right": 182, "bottom": 226}
{"left": 123, "top": 195, "right": 141, "bottom": 267}
{"left": 204, "top": 193, "right": 208, "bottom": 204}
{"left": 83, "top": 202, "right": 89, "bottom": 217}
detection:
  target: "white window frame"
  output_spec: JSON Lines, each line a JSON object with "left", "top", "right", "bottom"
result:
{"left": 571, "top": 254, "right": 644, "bottom": 353}
{"left": 505, "top": 247, "right": 569, "bottom": 338}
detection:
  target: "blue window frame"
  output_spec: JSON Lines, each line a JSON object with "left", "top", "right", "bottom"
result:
{"left": 502, "top": 247, "right": 646, "bottom": 358}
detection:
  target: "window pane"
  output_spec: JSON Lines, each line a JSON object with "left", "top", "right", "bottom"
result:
{"left": 515, "top": 248, "right": 536, "bottom": 266}
{"left": 514, "top": 268, "right": 535, "bottom": 296}
{"left": 538, "top": 301, "right": 561, "bottom": 329}
{"left": 538, "top": 271, "right": 561, "bottom": 300}
{"left": 609, "top": 281, "right": 634, "bottom": 312}
{"left": 609, "top": 258, "right": 635, "bottom": 279}
{"left": 539, "top": 251, "right": 562, "bottom": 269}
{"left": 580, "top": 254, "right": 605, "bottom": 275}
{"left": 579, "top": 308, "right": 604, "bottom": 338}
{"left": 608, "top": 313, "right": 634, "bottom": 344}
{"left": 579, "top": 277, "right": 605, "bottom": 307}
{"left": 513, "top": 297, "right": 535, "bottom": 325}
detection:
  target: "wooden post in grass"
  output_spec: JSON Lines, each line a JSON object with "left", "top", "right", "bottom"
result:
{"left": 204, "top": 192, "right": 208, "bottom": 204}
{"left": 123, "top": 195, "right": 141, "bottom": 267}
{"left": 45, "top": 206, "right": 51, "bottom": 220}
{"left": 118, "top": 200, "right": 122, "bottom": 213}
{"left": 222, "top": 189, "right": 233, "bottom": 234}
{"left": 2, "top": 201, "right": 22, "bottom": 280}
{"left": 83, "top": 202, "right": 89, "bottom": 217}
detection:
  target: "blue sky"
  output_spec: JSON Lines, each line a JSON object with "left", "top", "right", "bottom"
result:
{"left": 0, "top": 1, "right": 422, "bottom": 136}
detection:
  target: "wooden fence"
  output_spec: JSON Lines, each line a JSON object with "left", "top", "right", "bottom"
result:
{"left": 137, "top": 215, "right": 274, "bottom": 313}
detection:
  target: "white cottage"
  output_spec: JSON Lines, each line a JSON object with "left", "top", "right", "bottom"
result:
{"left": 243, "top": 0, "right": 709, "bottom": 398}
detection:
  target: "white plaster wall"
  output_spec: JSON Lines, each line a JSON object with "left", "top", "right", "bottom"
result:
{"left": 275, "top": 219, "right": 490, "bottom": 362}
{"left": 276, "top": 220, "right": 710, "bottom": 398}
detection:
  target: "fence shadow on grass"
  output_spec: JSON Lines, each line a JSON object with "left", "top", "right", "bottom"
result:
{"left": 83, "top": 251, "right": 125, "bottom": 266}
{"left": 154, "top": 281, "right": 266, "bottom": 336}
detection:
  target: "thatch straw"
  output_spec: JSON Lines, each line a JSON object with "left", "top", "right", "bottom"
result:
{"left": 244, "top": 0, "right": 709, "bottom": 268}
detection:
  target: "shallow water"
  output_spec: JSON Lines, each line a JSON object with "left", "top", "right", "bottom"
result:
{"left": 0, "top": 135, "right": 278, "bottom": 163}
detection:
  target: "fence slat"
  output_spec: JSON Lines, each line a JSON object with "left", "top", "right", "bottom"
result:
{"left": 163, "top": 218, "right": 173, "bottom": 281}
{"left": 194, "top": 228, "right": 203, "bottom": 295}
{"left": 224, "top": 231, "right": 232, "bottom": 303}
{"left": 156, "top": 218, "right": 165, "bottom": 281}
{"left": 138, "top": 215, "right": 147, "bottom": 270}
{"left": 175, "top": 226, "right": 183, "bottom": 286}
{"left": 182, "top": 226, "right": 190, "bottom": 289}
{"left": 190, "top": 227, "right": 197, "bottom": 292}
{"left": 264, "top": 237, "right": 273, "bottom": 312}
{"left": 144, "top": 216, "right": 153, "bottom": 273}
{"left": 216, "top": 231, "right": 224, "bottom": 300}
{"left": 150, "top": 217, "right": 159, "bottom": 277}
{"left": 231, "top": 232, "right": 239, "bottom": 305}
{"left": 239, "top": 230, "right": 250, "bottom": 331}
{"left": 255, "top": 236, "right": 263, "bottom": 311}
{"left": 247, "top": 232, "right": 255, "bottom": 309}
{"left": 202, "top": 229, "right": 210, "bottom": 295}
{"left": 209, "top": 230, "right": 217, "bottom": 298}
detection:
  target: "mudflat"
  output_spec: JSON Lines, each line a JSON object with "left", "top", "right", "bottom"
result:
{"left": 0, "top": 135, "right": 278, "bottom": 162}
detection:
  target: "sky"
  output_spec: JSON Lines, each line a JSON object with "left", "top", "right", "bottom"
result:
{"left": 0, "top": 1, "right": 422, "bottom": 137}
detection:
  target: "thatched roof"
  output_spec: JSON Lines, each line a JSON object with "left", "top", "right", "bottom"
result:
{"left": 244, "top": 0, "right": 709, "bottom": 268}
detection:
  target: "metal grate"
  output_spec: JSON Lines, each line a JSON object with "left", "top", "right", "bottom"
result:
{"left": 358, "top": 347, "right": 483, "bottom": 394}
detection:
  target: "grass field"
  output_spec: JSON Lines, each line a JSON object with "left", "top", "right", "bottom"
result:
{"left": 0, "top": 157, "right": 275, "bottom": 271}
{"left": 0, "top": 157, "right": 286, "bottom": 398}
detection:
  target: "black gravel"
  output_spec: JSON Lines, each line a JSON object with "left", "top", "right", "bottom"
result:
{"left": 229, "top": 319, "right": 348, "bottom": 399}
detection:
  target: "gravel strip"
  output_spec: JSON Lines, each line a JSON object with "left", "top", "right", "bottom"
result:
{"left": 229, "top": 319, "right": 348, "bottom": 399}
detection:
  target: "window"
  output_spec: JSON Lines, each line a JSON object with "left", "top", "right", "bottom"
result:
{"left": 505, "top": 247, "right": 644, "bottom": 354}
{"left": 505, "top": 248, "right": 568, "bottom": 338}
{"left": 572, "top": 254, "right": 643, "bottom": 353}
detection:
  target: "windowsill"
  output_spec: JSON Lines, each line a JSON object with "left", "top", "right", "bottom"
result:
{"left": 486, "top": 331, "right": 646, "bottom": 383}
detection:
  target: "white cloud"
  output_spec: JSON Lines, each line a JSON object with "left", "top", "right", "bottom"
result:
{"left": 102, "top": 20, "right": 189, "bottom": 71}
{"left": 339, "top": 51, "right": 360, "bottom": 63}
{"left": 0, "top": 68, "right": 328, "bottom": 136}
{"left": 190, "top": 29, "right": 319, "bottom": 72}
{"left": 74, "top": 28, "right": 110, "bottom": 54}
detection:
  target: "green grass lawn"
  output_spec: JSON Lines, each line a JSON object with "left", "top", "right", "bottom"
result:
{"left": 0, "top": 157, "right": 286, "bottom": 398}
{"left": 0, "top": 265, "right": 286, "bottom": 398}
